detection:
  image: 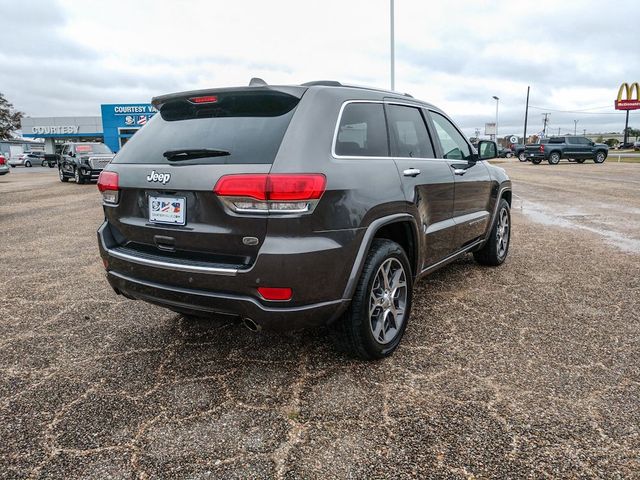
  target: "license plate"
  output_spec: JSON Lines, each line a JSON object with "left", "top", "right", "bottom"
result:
{"left": 529, "top": 153, "right": 534, "bottom": 157}
{"left": 148, "top": 196, "right": 186, "bottom": 225}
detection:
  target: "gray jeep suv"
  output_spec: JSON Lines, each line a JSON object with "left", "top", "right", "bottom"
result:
{"left": 97, "top": 80, "right": 512, "bottom": 359}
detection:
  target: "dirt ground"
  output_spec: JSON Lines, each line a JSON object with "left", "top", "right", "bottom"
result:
{"left": 0, "top": 161, "right": 638, "bottom": 479}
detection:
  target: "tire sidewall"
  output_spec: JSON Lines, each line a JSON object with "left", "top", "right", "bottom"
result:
{"left": 549, "top": 153, "right": 560, "bottom": 165}
{"left": 518, "top": 153, "right": 527, "bottom": 162}
{"left": 354, "top": 241, "right": 413, "bottom": 358}
{"left": 594, "top": 151, "right": 606, "bottom": 163}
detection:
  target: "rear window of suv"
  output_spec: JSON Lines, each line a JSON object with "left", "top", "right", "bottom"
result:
{"left": 112, "top": 91, "right": 300, "bottom": 165}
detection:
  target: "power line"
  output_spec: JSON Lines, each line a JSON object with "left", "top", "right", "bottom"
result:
{"left": 529, "top": 105, "right": 626, "bottom": 115}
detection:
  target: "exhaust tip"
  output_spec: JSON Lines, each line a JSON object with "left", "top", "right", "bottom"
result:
{"left": 243, "top": 317, "right": 259, "bottom": 332}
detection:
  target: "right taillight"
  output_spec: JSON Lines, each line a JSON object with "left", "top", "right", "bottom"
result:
{"left": 214, "top": 173, "right": 326, "bottom": 214}
{"left": 539, "top": 144, "right": 545, "bottom": 153}
{"left": 97, "top": 171, "right": 119, "bottom": 204}
{"left": 0, "top": 157, "right": 5, "bottom": 165}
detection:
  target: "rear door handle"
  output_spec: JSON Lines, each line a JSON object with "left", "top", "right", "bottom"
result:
{"left": 403, "top": 168, "right": 421, "bottom": 177}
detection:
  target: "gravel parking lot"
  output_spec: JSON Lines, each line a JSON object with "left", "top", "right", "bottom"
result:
{"left": 1, "top": 162, "right": 638, "bottom": 478}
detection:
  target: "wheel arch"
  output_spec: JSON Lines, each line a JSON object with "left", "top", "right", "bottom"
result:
{"left": 342, "top": 214, "right": 420, "bottom": 301}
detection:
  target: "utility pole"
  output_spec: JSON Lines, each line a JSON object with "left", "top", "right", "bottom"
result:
{"left": 390, "top": 0, "right": 395, "bottom": 91}
{"left": 583, "top": 129, "right": 586, "bottom": 136}
{"left": 542, "top": 113, "right": 550, "bottom": 138}
{"left": 558, "top": 127, "right": 561, "bottom": 136}
{"left": 523, "top": 86, "right": 530, "bottom": 145}
{"left": 574, "top": 119, "right": 578, "bottom": 136}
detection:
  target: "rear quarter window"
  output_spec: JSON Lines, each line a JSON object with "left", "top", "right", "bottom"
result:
{"left": 335, "top": 103, "right": 389, "bottom": 157}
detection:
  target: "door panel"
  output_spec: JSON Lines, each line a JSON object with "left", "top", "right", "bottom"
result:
{"left": 385, "top": 104, "right": 455, "bottom": 269}
{"left": 447, "top": 160, "right": 492, "bottom": 245}
{"left": 428, "top": 111, "right": 493, "bottom": 249}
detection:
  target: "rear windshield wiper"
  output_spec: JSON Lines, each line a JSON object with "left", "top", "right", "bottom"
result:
{"left": 163, "top": 148, "right": 230, "bottom": 161}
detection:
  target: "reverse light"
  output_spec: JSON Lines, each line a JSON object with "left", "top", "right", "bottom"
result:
{"left": 257, "top": 287, "right": 293, "bottom": 301}
{"left": 213, "top": 174, "right": 326, "bottom": 214}
{"left": 188, "top": 95, "right": 218, "bottom": 104}
{"left": 97, "top": 171, "right": 119, "bottom": 204}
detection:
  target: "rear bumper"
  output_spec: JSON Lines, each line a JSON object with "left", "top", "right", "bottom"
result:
{"left": 97, "top": 221, "right": 357, "bottom": 331}
{"left": 525, "top": 152, "right": 546, "bottom": 159}
{"left": 106, "top": 270, "right": 348, "bottom": 331}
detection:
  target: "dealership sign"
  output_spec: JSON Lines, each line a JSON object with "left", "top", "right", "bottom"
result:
{"left": 615, "top": 82, "right": 640, "bottom": 110}
{"left": 31, "top": 125, "right": 80, "bottom": 134}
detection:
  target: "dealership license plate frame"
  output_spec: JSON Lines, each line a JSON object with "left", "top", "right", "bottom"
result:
{"left": 148, "top": 195, "right": 186, "bottom": 226}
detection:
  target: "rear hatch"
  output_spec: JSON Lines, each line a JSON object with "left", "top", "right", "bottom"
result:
{"left": 103, "top": 86, "right": 305, "bottom": 269}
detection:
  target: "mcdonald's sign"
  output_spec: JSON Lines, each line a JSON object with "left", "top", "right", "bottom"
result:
{"left": 615, "top": 82, "right": 640, "bottom": 110}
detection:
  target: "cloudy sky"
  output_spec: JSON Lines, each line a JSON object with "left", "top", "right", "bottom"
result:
{"left": 1, "top": 0, "right": 638, "bottom": 137}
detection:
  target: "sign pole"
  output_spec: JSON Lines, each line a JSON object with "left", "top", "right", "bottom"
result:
{"left": 623, "top": 110, "right": 630, "bottom": 146}
{"left": 390, "top": 0, "right": 395, "bottom": 91}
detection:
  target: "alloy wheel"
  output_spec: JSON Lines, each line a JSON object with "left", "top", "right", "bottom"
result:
{"left": 496, "top": 207, "right": 510, "bottom": 259}
{"left": 369, "top": 258, "right": 407, "bottom": 345}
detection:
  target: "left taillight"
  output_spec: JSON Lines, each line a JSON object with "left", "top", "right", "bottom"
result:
{"left": 0, "top": 156, "right": 5, "bottom": 165}
{"left": 97, "top": 171, "right": 119, "bottom": 204}
{"left": 214, "top": 173, "right": 326, "bottom": 214}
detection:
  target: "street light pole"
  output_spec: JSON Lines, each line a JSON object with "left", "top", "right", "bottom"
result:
{"left": 492, "top": 96, "right": 499, "bottom": 143}
{"left": 574, "top": 119, "right": 578, "bottom": 136}
{"left": 390, "top": 0, "right": 395, "bottom": 91}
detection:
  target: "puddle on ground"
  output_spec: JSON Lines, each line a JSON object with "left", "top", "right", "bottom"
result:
{"left": 517, "top": 198, "right": 640, "bottom": 254}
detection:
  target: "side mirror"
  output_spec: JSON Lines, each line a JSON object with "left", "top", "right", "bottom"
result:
{"left": 478, "top": 140, "right": 498, "bottom": 160}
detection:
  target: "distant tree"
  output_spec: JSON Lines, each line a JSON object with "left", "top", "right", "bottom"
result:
{"left": 0, "top": 93, "right": 23, "bottom": 140}
{"left": 605, "top": 138, "right": 619, "bottom": 147}
{"left": 596, "top": 135, "right": 604, "bottom": 143}
{"left": 623, "top": 126, "right": 640, "bottom": 140}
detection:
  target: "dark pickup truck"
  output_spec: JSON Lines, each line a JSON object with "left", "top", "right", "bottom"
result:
{"left": 524, "top": 136, "right": 608, "bottom": 165}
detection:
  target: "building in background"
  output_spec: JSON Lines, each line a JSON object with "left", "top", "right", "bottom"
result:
{"left": 20, "top": 103, "right": 156, "bottom": 156}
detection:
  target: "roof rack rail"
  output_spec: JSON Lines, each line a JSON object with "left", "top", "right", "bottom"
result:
{"left": 302, "top": 80, "right": 414, "bottom": 98}
{"left": 301, "top": 80, "right": 343, "bottom": 87}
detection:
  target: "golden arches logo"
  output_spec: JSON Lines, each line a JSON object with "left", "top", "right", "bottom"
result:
{"left": 615, "top": 82, "right": 640, "bottom": 110}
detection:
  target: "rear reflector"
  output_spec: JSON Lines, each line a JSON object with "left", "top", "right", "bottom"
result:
{"left": 97, "top": 171, "right": 119, "bottom": 204}
{"left": 188, "top": 95, "right": 218, "bottom": 104}
{"left": 257, "top": 287, "right": 292, "bottom": 301}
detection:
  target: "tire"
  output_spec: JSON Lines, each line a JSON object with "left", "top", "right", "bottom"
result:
{"left": 548, "top": 152, "right": 561, "bottom": 165}
{"left": 505, "top": 152, "right": 513, "bottom": 158}
{"left": 41, "top": 161, "right": 47, "bottom": 167}
{"left": 334, "top": 239, "right": 413, "bottom": 360}
{"left": 74, "top": 167, "right": 85, "bottom": 184}
{"left": 594, "top": 151, "right": 606, "bottom": 164}
{"left": 518, "top": 152, "right": 527, "bottom": 162}
{"left": 474, "top": 198, "right": 511, "bottom": 266}
{"left": 25, "top": 161, "right": 32, "bottom": 167}
{"left": 59, "top": 167, "right": 69, "bottom": 182}
{"left": 532, "top": 158, "right": 542, "bottom": 165}
{"left": 576, "top": 159, "right": 586, "bottom": 164}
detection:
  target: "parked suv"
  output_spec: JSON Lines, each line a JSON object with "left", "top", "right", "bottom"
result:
{"left": 524, "top": 136, "right": 608, "bottom": 164}
{"left": 97, "top": 80, "right": 512, "bottom": 359}
{"left": 58, "top": 142, "right": 114, "bottom": 184}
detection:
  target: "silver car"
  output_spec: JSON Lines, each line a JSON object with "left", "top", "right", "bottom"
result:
{"left": 8, "top": 152, "right": 45, "bottom": 167}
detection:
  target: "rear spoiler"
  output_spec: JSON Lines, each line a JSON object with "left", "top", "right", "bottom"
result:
{"left": 152, "top": 85, "right": 307, "bottom": 110}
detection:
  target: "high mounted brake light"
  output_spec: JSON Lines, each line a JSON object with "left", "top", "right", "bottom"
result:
{"left": 97, "top": 171, "right": 119, "bottom": 204}
{"left": 188, "top": 95, "right": 218, "bottom": 104}
{"left": 213, "top": 174, "right": 326, "bottom": 214}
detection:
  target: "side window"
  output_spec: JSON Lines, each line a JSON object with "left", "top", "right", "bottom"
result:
{"left": 429, "top": 111, "right": 472, "bottom": 160}
{"left": 335, "top": 103, "right": 389, "bottom": 157}
{"left": 61, "top": 145, "right": 68, "bottom": 156}
{"left": 566, "top": 137, "right": 578, "bottom": 144}
{"left": 386, "top": 105, "right": 434, "bottom": 158}
{"left": 578, "top": 137, "right": 591, "bottom": 145}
